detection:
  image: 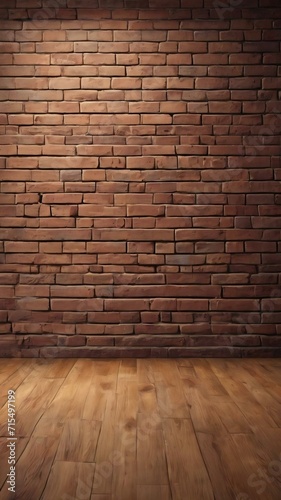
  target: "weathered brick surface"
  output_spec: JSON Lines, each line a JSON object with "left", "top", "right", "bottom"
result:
{"left": 0, "top": 1, "right": 281, "bottom": 357}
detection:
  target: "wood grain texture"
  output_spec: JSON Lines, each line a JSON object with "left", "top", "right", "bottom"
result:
{"left": 42, "top": 461, "right": 95, "bottom": 500}
{"left": 56, "top": 419, "right": 101, "bottom": 462}
{"left": 0, "top": 359, "right": 280, "bottom": 500}
{"left": 137, "top": 485, "right": 171, "bottom": 500}
{"left": 163, "top": 418, "right": 214, "bottom": 500}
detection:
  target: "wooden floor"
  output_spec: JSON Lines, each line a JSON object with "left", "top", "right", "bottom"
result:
{"left": 0, "top": 359, "right": 281, "bottom": 500}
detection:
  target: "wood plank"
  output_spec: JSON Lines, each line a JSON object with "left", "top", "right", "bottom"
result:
{"left": 42, "top": 461, "right": 95, "bottom": 500}
{"left": 91, "top": 496, "right": 111, "bottom": 500}
{"left": 0, "top": 437, "right": 28, "bottom": 491}
{"left": 17, "top": 377, "right": 64, "bottom": 413}
{"left": 0, "top": 378, "right": 63, "bottom": 437}
{"left": 152, "top": 359, "right": 190, "bottom": 418}
{"left": 92, "top": 392, "right": 118, "bottom": 495}
{"left": 177, "top": 365, "right": 197, "bottom": 379}
{"left": 115, "top": 376, "right": 138, "bottom": 425}
{"left": 83, "top": 387, "right": 108, "bottom": 422}
{"left": 83, "top": 360, "right": 119, "bottom": 421}
{"left": 197, "top": 431, "right": 258, "bottom": 500}
{"left": 237, "top": 400, "right": 279, "bottom": 430}
{"left": 7, "top": 367, "right": 41, "bottom": 408}
{"left": 111, "top": 418, "right": 137, "bottom": 500}
{"left": 182, "top": 378, "right": 224, "bottom": 435}
{"left": 192, "top": 359, "right": 229, "bottom": 398}
{"left": 111, "top": 377, "right": 138, "bottom": 500}
{"left": 42, "top": 380, "right": 81, "bottom": 420}
{"left": 137, "top": 413, "right": 169, "bottom": 486}
{"left": 25, "top": 358, "right": 75, "bottom": 380}
{"left": 210, "top": 359, "right": 279, "bottom": 428}
{"left": 208, "top": 359, "right": 254, "bottom": 403}
{"left": 182, "top": 363, "right": 252, "bottom": 434}
{"left": 162, "top": 418, "right": 214, "bottom": 500}
{"left": 138, "top": 382, "right": 159, "bottom": 418}
{"left": 259, "top": 359, "right": 281, "bottom": 370}
{"left": 247, "top": 425, "right": 281, "bottom": 480}
{"left": 213, "top": 401, "right": 253, "bottom": 434}
{"left": 118, "top": 359, "right": 137, "bottom": 381}
{"left": 238, "top": 360, "right": 281, "bottom": 407}
{"left": 175, "top": 359, "right": 193, "bottom": 367}
{"left": 231, "top": 432, "right": 281, "bottom": 499}
{"left": 1, "top": 437, "right": 59, "bottom": 500}
{"left": 64, "top": 360, "right": 95, "bottom": 420}
{"left": 43, "top": 359, "right": 93, "bottom": 420}
{"left": 32, "top": 417, "right": 64, "bottom": 439}
{"left": 137, "top": 359, "right": 155, "bottom": 386}
{"left": 238, "top": 374, "right": 281, "bottom": 427}
{"left": 15, "top": 379, "right": 63, "bottom": 437}
{"left": 0, "top": 358, "right": 280, "bottom": 500}
{"left": 137, "top": 485, "right": 171, "bottom": 500}
{"left": 0, "top": 362, "right": 33, "bottom": 408}
{"left": 0, "top": 360, "right": 28, "bottom": 386}
{"left": 89, "top": 373, "right": 135, "bottom": 496}
{"left": 56, "top": 419, "right": 101, "bottom": 462}
{"left": 100, "top": 367, "right": 138, "bottom": 500}
{"left": 137, "top": 359, "right": 159, "bottom": 417}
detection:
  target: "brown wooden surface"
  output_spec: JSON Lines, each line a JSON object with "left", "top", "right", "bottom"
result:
{"left": 0, "top": 358, "right": 280, "bottom": 500}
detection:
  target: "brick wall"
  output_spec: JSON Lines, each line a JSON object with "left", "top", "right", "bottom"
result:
{"left": 1, "top": 0, "right": 281, "bottom": 357}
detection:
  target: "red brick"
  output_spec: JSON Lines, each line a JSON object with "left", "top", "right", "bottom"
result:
{"left": 209, "top": 42, "right": 241, "bottom": 52}
{"left": 5, "top": 241, "right": 38, "bottom": 253}
{"left": 81, "top": 77, "right": 110, "bottom": 89}
{"left": 51, "top": 299, "right": 103, "bottom": 311}
{"left": 193, "top": 54, "right": 228, "bottom": 65}
{"left": 113, "top": 285, "right": 220, "bottom": 298}
{"left": 210, "top": 299, "right": 260, "bottom": 311}
{"left": 51, "top": 53, "right": 82, "bottom": 65}
{"left": 77, "top": 145, "right": 113, "bottom": 156}
{"left": 1, "top": 4, "right": 280, "bottom": 357}
{"left": 87, "top": 242, "right": 125, "bottom": 254}
{"left": 16, "top": 298, "right": 49, "bottom": 311}
{"left": 36, "top": 42, "right": 73, "bottom": 53}
{"left": 51, "top": 286, "right": 94, "bottom": 298}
